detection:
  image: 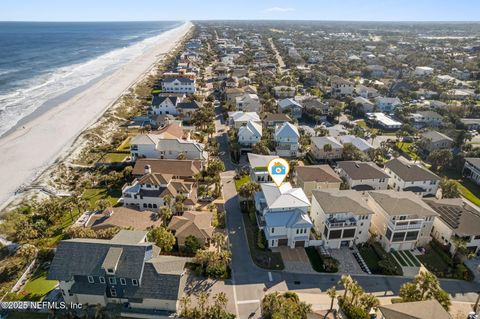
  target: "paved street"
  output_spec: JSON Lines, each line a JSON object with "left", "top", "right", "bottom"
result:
{"left": 213, "top": 101, "right": 480, "bottom": 319}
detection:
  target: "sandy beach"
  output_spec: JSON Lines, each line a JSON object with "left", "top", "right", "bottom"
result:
{"left": 0, "top": 21, "right": 193, "bottom": 208}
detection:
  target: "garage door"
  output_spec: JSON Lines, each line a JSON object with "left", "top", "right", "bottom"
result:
{"left": 278, "top": 239, "right": 288, "bottom": 246}
{"left": 295, "top": 240, "right": 305, "bottom": 247}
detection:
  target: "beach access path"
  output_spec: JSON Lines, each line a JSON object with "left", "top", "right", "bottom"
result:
{"left": 0, "top": 21, "right": 193, "bottom": 209}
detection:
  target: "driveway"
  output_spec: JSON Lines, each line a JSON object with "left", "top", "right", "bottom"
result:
{"left": 275, "top": 246, "right": 316, "bottom": 274}
{"left": 329, "top": 247, "right": 365, "bottom": 275}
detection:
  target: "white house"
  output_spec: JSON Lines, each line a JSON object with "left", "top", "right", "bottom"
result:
{"left": 148, "top": 96, "right": 179, "bottom": 116}
{"left": 277, "top": 98, "right": 303, "bottom": 119}
{"left": 463, "top": 157, "right": 480, "bottom": 185}
{"left": 275, "top": 122, "right": 300, "bottom": 157}
{"left": 337, "top": 161, "right": 390, "bottom": 191}
{"left": 247, "top": 153, "right": 278, "bottom": 183}
{"left": 331, "top": 77, "right": 354, "bottom": 97}
{"left": 424, "top": 197, "right": 480, "bottom": 255}
{"left": 238, "top": 121, "right": 262, "bottom": 147}
{"left": 228, "top": 111, "right": 261, "bottom": 129}
{"left": 255, "top": 183, "right": 312, "bottom": 248}
{"left": 310, "top": 190, "right": 373, "bottom": 249}
{"left": 374, "top": 97, "right": 401, "bottom": 113}
{"left": 235, "top": 93, "right": 262, "bottom": 113}
{"left": 337, "top": 135, "right": 373, "bottom": 153}
{"left": 353, "top": 96, "right": 375, "bottom": 113}
{"left": 368, "top": 190, "right": 438, "bottom": 251}
{"left": 384, "top": 157, "right": 440, "bottom": 196}
{"left": 356, "top": 85, "right": 379, "bottom": 99}
{"left": 415, "top": 66, "right": 434, "bottom": 76}
{"left": 366, "top": 112, "right": 402, "bottom": 130}
{"left": 162, "top": 78, "right": 196, "bottom": 94}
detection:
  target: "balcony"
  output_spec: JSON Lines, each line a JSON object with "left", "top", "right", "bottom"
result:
{"left": 326, "top": 217, "right": 357, "bottom": 228}
{"left": 388, "top": 219, "right": 422, "bottom": 231}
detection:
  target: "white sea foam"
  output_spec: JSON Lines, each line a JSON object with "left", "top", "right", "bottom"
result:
{"left": 0, "top": 26, "right": 176, "bottom": 136}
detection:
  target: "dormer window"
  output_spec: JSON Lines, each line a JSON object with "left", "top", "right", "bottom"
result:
{"left": 132, "top": 279, "right": 138, "bottom": 286}
{"left": 120, "top": 278, "right": 126, "bottom": 285}
{"left": 88, "top": 276, "right": 94, "bottom": 283}
{"left": 99, "top": 276, "right": 105, "bottom": 284}
{"left": 109, "top": 277, "right": 116, "bottom": 285}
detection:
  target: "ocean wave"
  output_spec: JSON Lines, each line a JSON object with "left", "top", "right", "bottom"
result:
{"left": 0, "top": 24, "right": 179, "bottom": 137}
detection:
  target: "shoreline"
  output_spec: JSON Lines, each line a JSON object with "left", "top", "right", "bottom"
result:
{"left": 0, "top": 21, "right": 193, "bottom": 210}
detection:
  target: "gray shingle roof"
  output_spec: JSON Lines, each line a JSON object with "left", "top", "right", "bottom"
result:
{"left": 337, "top": 161, "right": 389, "bottom": 180}
{"left": 312, "top": 189, "right": 373, "bottom": 215}
{"left": 385, "top": 157, "right": 440, "bottom": 181}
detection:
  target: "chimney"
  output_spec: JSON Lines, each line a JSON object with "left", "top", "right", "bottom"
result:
{"left": 144, "top": 164, "right": 152, "bottom": 175}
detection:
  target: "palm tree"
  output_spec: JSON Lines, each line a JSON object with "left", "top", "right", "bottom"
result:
{"left": 338, "top": 274, "right": 353, "bottom": 300}
{"left": 238, "top": 181, "right": 261, "bottom": 210}
{"left": 196, "top": 291, "right": 210, "bottom": 317}
{"left": 212, "top": 232, "right": 226, "bottom": 252}
{"left": 179, "top": 296, "right": 191, "bottom": 317}
{"left": 95, "top": 199, "right": 109, "bottom": 212}
{"left": 326, "top": 286, "right": 337, "bottom": 313}
{"left": 157, "top": 206, "right": 173, "bottom": 226}
{"left": 163, "top": 194, "right": 173, "bottom": 208}
{"left": 349, "top": 281, "right": 364, "bottom": 305}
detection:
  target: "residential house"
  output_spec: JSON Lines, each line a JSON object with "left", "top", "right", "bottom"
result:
{"left": 296, "top": 165, "right": 342, "bottom": 198}
{"left": 168, "top": 211, "right": 214, "bottom": 248}
{"left": 121, "top": 167, "right": 197, "bottom": 211}
{"left": 409, "top": 111, "right": 444, "bottom": 128}
{"left": 337, "top": 161, "right": 389, "bottom": 191}
{"left": 275, "top": 122, "right": 300, "bottom": 157}
{"left": 331, "top": 76, "right": 354, "bottom": 97}
{"left": 368, "top": 190, "right": 438, "bottom": 251}
{"left": 86, "top": 207, "right": 163, "bottom": 231}
{"left": 460, "top": 118, "right": 480, "bottom": 130}
{"left": 424, "top": 197, "right": 480, "bottom": 255}
{"left": 236, "top": 93, "right": 262, "bottom": 113}
{"left": 47, "top": 230, "right": 189, "bottom": 314}
{"left": 337, "top": 135, "right": 373, "bottom": 153}
{"left": 366, "top": 112, "right": 402, "bottom": 130}
{"left": 228, "top": 111, "right": 261, "bottom": 129}
{"left": 384, "top": 157, "right": 440, "bottom": 196}
{"left": 463, "top": 157, "right": 480, "bottom": 185}
{"left": 238, "top": 121, "right": 262, "bottom": 147}
{"left": 310, "top": 190, "right": 373, "bottom": 249}
{"left": 310, "top": 136, "right": 344, "bottom": 161}
{"left": 277, "top": 98, "right": 303, "bottom": 119}
{"left": 262, "top": 113, "right": 292, "bottom": 128}
{"left": 415, "top": 66, "right": 434, "bottom": 76}
{"left": 273, "top": 86, "right": 296, "bottom": 99}
{"left": 176, "top": 100, "right": 201, "bottom": 122}
{"left": 148, "top": 96, "right": 179, "bottom": 116}
{"left": 379, "top": 300, "right": 451, "bottom": 319}
{"left": 419, "top": 131, "right": 454, "bottom": 153}
{"left": 374, "top": 96, "right": 401, "bottom": 112}
{"left": 247, "top": 153, "right": 278, "bottom": 183}
{"left": 225, "top": 88, "right": 245, "bottom": 104}
{"left": 255, "top": 183, "right": 312, "bottom": 248}
{"left": 132, "top": 159, "right": 202, "bottom": 179}
{"left": 356, "top": 85, "right": 379, "bottom": 99}
{"left": 162, "top": 77, "right": 196, "bottom": 94}
{"left": 353, "top": 96, "right": 375, "bottom": 113}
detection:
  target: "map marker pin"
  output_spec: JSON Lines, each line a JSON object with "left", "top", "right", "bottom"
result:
{"left": 267, "top": 158, "right": 290, "bottom": 188}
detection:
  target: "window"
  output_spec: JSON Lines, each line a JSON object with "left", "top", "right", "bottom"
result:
{"left": 120, "top": 278, "right": 126, "bottom": 286}
{"left": 392, "top": 232, "right": 406, "bottom": 242}
{"left": 342, "top": 229, "right": 355, "bottom": 238}
{"left": 99, "top": 276, "right": 105, "bottom": 284}
{"left": 109, "top": 277, "right": 116, "bottom": 285}
{"left": 271, "top": 228, "right": 275, "bottom": 234}
{"left": 87, "top": 276, "right": 94, "bottom": 283}
{"left": 296, "top": 229, "right": 299, "bottom": 234}
{"left": 271, "top": 240, "right": 275, "bottom": 247}
{"left": 110, "top": 288, "right": 117, "bottom": 297}
{"left": 132, "top": 279, "right": 138, "bottom": 286}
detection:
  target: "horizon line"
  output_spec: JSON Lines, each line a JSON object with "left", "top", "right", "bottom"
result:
{"left": 1, "top": 19, "right": 480, "bottom": 23}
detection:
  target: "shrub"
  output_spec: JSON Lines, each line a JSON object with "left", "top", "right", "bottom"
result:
{"left": 256, "top": 229, "right": 266, "bottom": 250}
{"left": 339, "top": 299, "right": 369, "bottom": 319}
{"left": 323, "top": 257, "right": 339, "bottom": 273}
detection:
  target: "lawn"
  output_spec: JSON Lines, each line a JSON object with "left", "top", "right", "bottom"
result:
{"left": 395, "top": 142, "right": 420, "bottom": 161}
{"left": 305, "top": 246, "right": 324, "bottom": 272}
{"left": 356, "top": 119, "right": 368, "bottom": 128}
{"left": 358, "top": 243, "right": 403, "bottom": 275}
{"left": 234, "top": 175, "right": 251, "bottom": 191}
{"left": 19, "top": 267, "right": 57, "bottom": 301}
{"left": 82, "top": 188, "right": 121, "bottom": 209}
{"left": 391, "top": 251, "right": 409, "bottom": 267}
{"left": 417, "top": 244, "right": 450, "bottom": 274}
{"left": 116, "top": 137, "right": 132, "bottom": 151}
{"left": 401, "top": 250, "right": 421, "bottom": 267}
{"left": 358, "top": 245, "right": 381, "bottom": 271}
{"left": 444, "top": 170, "right": 480, "bottom": 207}
{"left": 241, "top": 210, "right": 284, "bottom": 270}
{"left": 103, "top": 152, "right": 128, "bottom": 163}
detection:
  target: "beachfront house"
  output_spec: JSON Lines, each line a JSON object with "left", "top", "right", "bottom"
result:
{"left": 310, "top": 190, "right": 373, "bottom": 249}
{"left": 255, "top": 183, "right": 312, "bottom": 248}
{"left": 148, "top": 95, "right": 179, "bottom": 116}
{"left": 47, "top": 230, "right": 189, "bottom": 315}
{"left": 162, "top": 77, "right": 196, "bottom": 94}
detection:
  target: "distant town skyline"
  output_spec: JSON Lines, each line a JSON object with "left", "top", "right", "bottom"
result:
{"left": 1, "top": 0, "right": 480, "bottom": 22}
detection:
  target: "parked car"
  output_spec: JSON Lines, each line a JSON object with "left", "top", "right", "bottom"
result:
{"left": 199, "top": 196, "right": 214, "bottom": 202}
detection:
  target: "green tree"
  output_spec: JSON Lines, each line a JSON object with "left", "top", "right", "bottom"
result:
{"left": 427, "top": 149, "right": 453, "bottom": 172}
{"left": 238, "top": 182, "right": 261, "bottom": 210}
{"left": 148, "top": 226, "right": 176, "bottom": 252}
{"left": 439, "top": 178, "right": 460, "bottom": 198}
{"left": 157, "top": 206, "right": 173, "bottom": 226}
{"left": 261, "top": 291, "right": 311, "bottom": 319}
{"left": 326, "top": 286, "right": 337, "bottom": 313}
{"left": 184, "top": 235, "right": 202, "bottom": 255}
{"left": 342, "top": 143, "right": 364, "bottom": 161}
{"left": 399, "top": 271, "right": 451, "bottom": 311}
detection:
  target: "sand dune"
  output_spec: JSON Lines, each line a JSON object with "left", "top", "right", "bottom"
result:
{"left": 0, "top": 21, "right": 193, "bottom": 208}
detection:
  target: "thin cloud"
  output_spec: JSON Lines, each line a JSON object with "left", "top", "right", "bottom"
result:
{"left": 265, "top": 7, "right": 295, "bottom": 13}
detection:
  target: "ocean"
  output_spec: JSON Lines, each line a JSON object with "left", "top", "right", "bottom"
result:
{"left": 0, "top": 21, "right": 182, "bottom": 137}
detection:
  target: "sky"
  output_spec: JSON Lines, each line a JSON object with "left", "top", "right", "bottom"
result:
{"left": 0, "top": 0, "right": 480, "bottom": 22}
